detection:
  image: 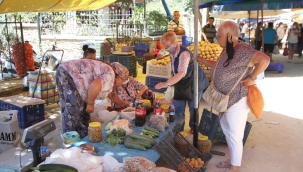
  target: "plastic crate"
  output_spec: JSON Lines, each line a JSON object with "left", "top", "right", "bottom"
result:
{"left": 146, "top": 61, "right": 172, "bottom": 79}
{"left": 153, "top": 132, "right": 212, "bottom": 172}
{"left": 145, "top": 76, "right": 167, "bottom": 93}
{"left": 103, "top": 55, "right": 137, "bottom": 77}
{"left": 135, "top": 43, "right": 150, "bottom": 56}
{"left": 265, "top": 63, "right": 284, "bottom": 73}
{"left": 198, "top": 109, "right": 252, "bottom": 145}
{"left": 182, "top": 36, "right": 193, "bottom": 47}
{"left": 0, "top": 100, "right": 45, "bottom": 129}
{"left": 135, "top": 43, "right": 150, "bottom": 50}
{"left": 135, "top": 49, "right": 150, "bottom": 57}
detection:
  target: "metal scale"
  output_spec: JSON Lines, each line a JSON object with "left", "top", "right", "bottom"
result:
{"left": 0, "top": 119, "right": 56, "bottom": 172}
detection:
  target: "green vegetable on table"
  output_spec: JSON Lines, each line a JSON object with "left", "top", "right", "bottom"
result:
{"left": 105, "top": 122, "right": 113, "bottom": 130}
{"left": 100, "top": 128, "right": 126, "bottom": 147}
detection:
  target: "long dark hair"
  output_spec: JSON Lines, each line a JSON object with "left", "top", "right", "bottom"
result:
{"left": 223, "top": 35, "right": 235, "bottom": 67}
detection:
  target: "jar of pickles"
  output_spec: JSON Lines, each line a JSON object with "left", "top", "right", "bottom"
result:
{"left": 88, "top": 122, "right": 102, "bottom": 142}
{"left": 197, "top": 136, "right": 211, "bottom": 155}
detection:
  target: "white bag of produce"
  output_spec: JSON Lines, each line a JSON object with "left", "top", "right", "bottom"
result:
{"left": 102, "top": 154, "right": 124, "bottom": 172}
{"left": 0, "top": 110, "right": 20, "bottom": 154}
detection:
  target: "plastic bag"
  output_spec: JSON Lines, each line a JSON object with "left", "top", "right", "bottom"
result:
{"left": 124, "top": 156, "right": 156, "bottom": 172}
{"left": 153, "top": 167, "right": 176, "bottom": 172}
{"left": 61, "top": 131, "right": 80, "bottom": 145}
{"left": 148, "top": 112, "right": 169, "bottom": 132}
{"left": 97, "top": 110, "right": 118, "bottom": 124}
{"left": 244, "top": 82, "right": 264, "bottom": 119}
{"left": 165, "top": 86, "right": 174, "bottom": 105}
{"left": 120, "top": 107, "right": 136, "bottom": 121}
{"left": 102, "top": 154, "right": 124, "bottom": 172}
{"left": 273, "top": 46, "right": 280, "bottom": 54}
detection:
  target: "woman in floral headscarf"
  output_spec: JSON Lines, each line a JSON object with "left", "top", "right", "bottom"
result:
{"left": 56, "top": 59, "right": 128, "bottom": 138}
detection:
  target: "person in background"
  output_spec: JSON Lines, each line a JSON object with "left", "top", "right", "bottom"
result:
{"left": 254, "top": 22, "right": 263, "bottom": 51}
{"left": 195, "top": 21, "right": 269, "bottom": 172}
{"left": 263, "top": 22, "right": 278, "bottom": 62}
{"left": 82, "top": 44, "right": 96, "bottom": 60}
{"left": 287, "top": 22, "right": 301, "bottom": 62}
{"left": 297, "top": 23, "right": 303, "bottom": 58}
{"left": 56, "top": 59, "right": 127, "bottom": 138}
{"left": 109, "top": 63, "right": 154, "bottom": 110}
{"left": 277, "top": 22, "right": 286, "bottom": 49}
{"left": 167, "top": 11, "right": 185, "bottom": 35}
{"left": 202, "top": 17, "right": 217, "bottom": 43}
{"left": 241, "top": 22, "right": 249, "bottom": 38}
{"left": 155, "top": 32, "right": 209, "bottom": 134}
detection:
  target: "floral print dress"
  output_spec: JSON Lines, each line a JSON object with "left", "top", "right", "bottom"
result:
{"left": 56, "top": 59, "right": 115, "bottom": 138}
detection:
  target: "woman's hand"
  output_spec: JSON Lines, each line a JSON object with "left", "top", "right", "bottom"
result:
{"left": 86, "top": 103, "right": 95, "bottom": 113}
{"left": 155, "top": 82, "right": 167, "bottom": 89}
{"left": 242, "top": 76, "right": 255, "bottom": 87}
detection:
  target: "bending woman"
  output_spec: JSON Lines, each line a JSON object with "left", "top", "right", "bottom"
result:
{"left": 56, "top": 59, "right": 128, "bottom": 138}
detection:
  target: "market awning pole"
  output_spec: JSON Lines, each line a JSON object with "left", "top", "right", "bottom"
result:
{"left": 261, "top": 0, "right": 264, "bottom": 53}
{"left": 248, "top": 11, "right": 251, "bottom": 47}
{"left": 193, "top": 0, "right": 199, "bottom": 148}
{"left": 37, "top": 13, "right": 41, "bottom": 45}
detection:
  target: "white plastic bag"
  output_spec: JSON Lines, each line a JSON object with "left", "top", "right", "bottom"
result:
{"left": 0, "top": 110, "right": 20, "bottom": 153}
{"left": 102, "top": 154, "right": 124, "bottom": 172}
{"left": 164, "top": 86, "right": 174, "bottom": 105}
{"left": 273, "top": 46, "right": 280, "bottom": 54}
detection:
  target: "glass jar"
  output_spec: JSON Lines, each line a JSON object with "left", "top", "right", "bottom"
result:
{"left": 197, "top": 136, "right": 211, "bottom": 155}
{"left": 88, "top": 122, "right": 102, "bottom": 142}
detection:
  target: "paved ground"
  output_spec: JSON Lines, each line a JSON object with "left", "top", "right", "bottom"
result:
{"left": 1, "top": 52, "right": 303, "bottom": 171}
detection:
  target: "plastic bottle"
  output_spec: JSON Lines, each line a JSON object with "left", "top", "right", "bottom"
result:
{"left": 153, "top": 99, "right": 162, "bottom": 115}
{"left": 134, "top": 97, "right": 139, "bottom": 107}
{"left": 169, "top": 104, "right": 175, "bottom": 122}
{"left": 135, "top": 99, "right": 146, "bottom": 126}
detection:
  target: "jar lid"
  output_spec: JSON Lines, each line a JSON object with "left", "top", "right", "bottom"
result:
{"left": 156, "top": 95, "right": 165, "bottom": 99}
{"left": 161, "top": 104, "right": 169, "bottom": 109}
{"left": 180, "top": 131, "right": 188, "bottom": 138}
{"left": 198, "top": 136, "right": 208, "bottom": 141}
{"left": 142, "top": 99, "right": 151, "bottom": 104}
{"left": 89, "top": 122, "right": 101, "bottom": 127}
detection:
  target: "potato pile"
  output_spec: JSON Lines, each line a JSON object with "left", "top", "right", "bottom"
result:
{"left": 187, "top": 41, "right": 223, "bottom": 70}
{"left": 149, "top": 56, "right": 170, "bottom": 66}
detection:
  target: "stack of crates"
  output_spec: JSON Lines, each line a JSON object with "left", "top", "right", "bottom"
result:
{"left": 0, "top": 95, "right": 45, "bottom": 129}
{"left": 28, "top": 71, "right": 59, "bottom": 104}
{"left": 103, "top": 55, "right": 137, "bottom": 78}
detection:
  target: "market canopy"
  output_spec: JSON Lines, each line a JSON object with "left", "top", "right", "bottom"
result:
{"left": 199, "top": 0, "right": 303, "bottom": 10}
{"left": 211, "top": 10, "right": 291, "bottom": 19}
{"left": 218, "top": 1, "right": 303, "bottom": 11}
{"left": 198, "top": 0, "right": 251, "bottom": 9}
{"left": 0, "top": 0, "right": 116, "bottom": 14}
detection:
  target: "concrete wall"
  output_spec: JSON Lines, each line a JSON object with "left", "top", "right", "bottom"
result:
{"left": 18, "top": 24, "right": 108, "bottom": 61}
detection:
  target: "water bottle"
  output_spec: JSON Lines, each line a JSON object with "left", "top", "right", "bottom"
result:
{"left": 169, "top": 104, "right": 175, "bottom": 122}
